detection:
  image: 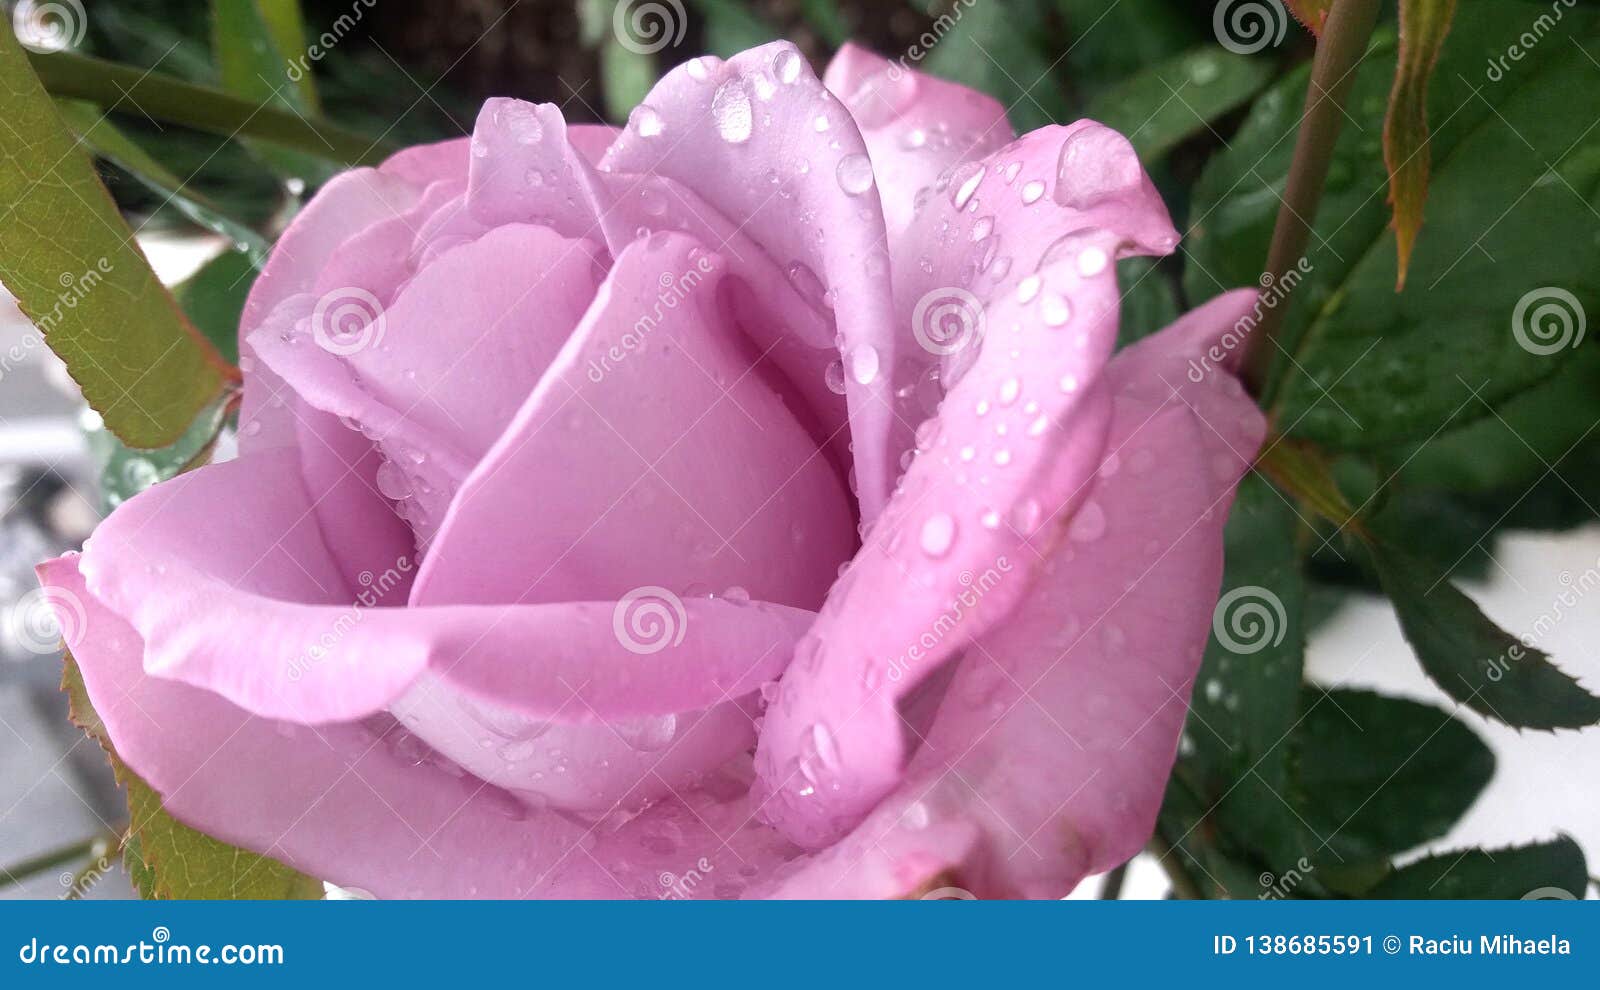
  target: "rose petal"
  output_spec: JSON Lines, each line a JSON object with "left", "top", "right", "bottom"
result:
{"left": 380, "top": 136, "right": 470, "bottom": 186}
{"left": 252, "top": 222, "right": 607, "bottom": 547}
{"left": 823, "top": 43, "right": 1014, "bottom": 242}
{"left": 601, "top": 42, "right": 901, "bottom": 523}
{"left": 756, "top": 292, "right": 1267, "bottom": 896}
{"left": 239, "top": 168, "right": 421, "bottom": 452}
{"left": 74, "top": 448, "right": 817, "bottom": 727}
{"left": 41, "top": 556, "right": 803, "bottom": 898}
{"left": 412, "top": 231, "right": 855, "bottom": 613}
{"left": 753, "top": 241, "right": 1128, "bottom": 848}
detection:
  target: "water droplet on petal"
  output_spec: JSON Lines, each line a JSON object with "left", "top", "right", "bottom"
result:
{"left": 824, "top": 359, "right": 847, "bottom": 395}
{"left": 1055, "top": 126, "right": 1143, "bottom": 210}
{"left": 1041, "top": 293, "right": 1071, "bottom": 326}
{"left": 712, "top": 80, "right": 754, "bottom": 143}
{"left": 950, "top": 163, "right": 986, "bottom": 210}
{"left": 1068, "top": 500, "right": 1107, "bottom": 542}
{"left": 774, "top": 48, "right": 804, "bottom": 85}
{"left": 631, "top": 104, "right": 664, "bottom": 137}
{"left": 919, "top": 513, "right": 957, "bottom": 557}
{"left": 836, "top": 153, "right": 875, "bottom": 195}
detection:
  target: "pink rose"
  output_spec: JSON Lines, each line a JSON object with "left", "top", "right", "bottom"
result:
{"left": 39, "top": 42, "right": 1263, "bottom": 899}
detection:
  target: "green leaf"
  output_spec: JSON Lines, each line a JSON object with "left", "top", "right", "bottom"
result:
{"left": 209, "top": 0, "right": 335, "bottom": 183}
{"left": 52, "top": 100, "right": 271, "bottom": 261}
{"left": 1372, "top": 541, "right": 1600, "bottom": 730}
{"left": 1056, "top": 0, "right": 1202, "bottom": 93}
{"left": 1087, "top": 46, "right": 1275, "bottom": 163}
{"left": 1384, "top": 0, "right": 1459, "bottom": 288}
{"left": 690, "top": 0, "right": 780, "bottom": 57}
{"left": 1186, "top": 2, "right": 1600, "bottom": 450}
{"left": 1367, "top": 836, "right": 1588, "bottom": 899}
{"left": 799, "top": 0, "right": 850, "bottom": 48}
{"left": 1396, "top": 345, "right": 1600, "bottom": 495}
{"left": 1115, "top": 257, "right": 1180, "bottom": 346}
{"left": 174, "top": 248, "right": 259, "bottom": 365}
{"left": 62, "top": 655, "right": 323, "bottom": 899}
{"left": 922, "top": 0, "right": 1072, "bottom": 133}
{"left": 87, "top": 396, "right": 230, "bottom": 513}
{"left": 599, "top": 39, "right": 659, "bottom": 125}
{"left": 1157, "top": 476, "right": 1312, "bottom": 897}
{"left": 1288, "top": 688, "right": 1493, "bottom": 863}
{"left": 27, "top": 50, "right": 393, "bottom": 166}
{"left": 0, "top": 33, "right": 234, "bottom": 449}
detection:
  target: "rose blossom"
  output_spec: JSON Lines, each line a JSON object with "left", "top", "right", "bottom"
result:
{"left": 38, "top": 41, "right": 1264, "bottom": 898}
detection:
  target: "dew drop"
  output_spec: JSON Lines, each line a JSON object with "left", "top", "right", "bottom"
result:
{"left": 631, "top": 104, "right": 664, "bottom": 138}
{"left": 824, "top": 359, "right": 847, "bottom": 395}
{"left": 1020, "top": 180, "right": 1046, "bottom": 204}
{"left": 950, "top": 163, "right": 986, "bottom": 210}
{"left": 836, "top": 153, "right": 875, "bottom": 195}
{"left": 1055, "top": 126, "right": 1143, "bottom": 210}
{"left": 774, "top": 48, "right": 804, "bottom": 84}
{"left": 712, "top": 80, "right": 754, "bottom": 144}
{"left": 1041, "top": 293, "right": 1071, "bottom": 327}
{"left": 375, "top": 460, "right": 411, "bottom": 500}
{"left": 1068, "top": 500, "right": 1107, "bottom": 542}
{"left": 919, "top": 513, "right": 957, "bottom": 556}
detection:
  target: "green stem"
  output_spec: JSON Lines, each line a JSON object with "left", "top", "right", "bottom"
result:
{"left": 0, "top": 831, "right": 118, "bottom": 890}
{"left": 27, "top": 51, "right": 396, "bottom": 167}
{"left": 1241, "top": 0, "right": 1384, "bottom": 398}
